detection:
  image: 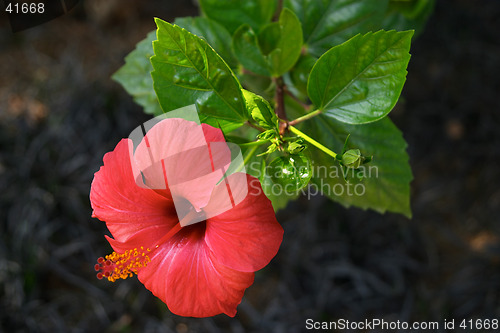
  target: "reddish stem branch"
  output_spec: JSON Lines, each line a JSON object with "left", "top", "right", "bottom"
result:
{"left": 272, "top": 0, "right": 284, "bottom": 21}
{"left": 284, "top": 87, "right": 311, "bottom": 111}
{"left": 274, "top": 77, "right": 288, "bottom": 135}
{"left": 246, "top": 121, "right": 266, "bottom": 132}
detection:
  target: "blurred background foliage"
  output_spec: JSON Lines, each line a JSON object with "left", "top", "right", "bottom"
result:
{"left": 1, "top": 0, "right": 500, "bottom": 332}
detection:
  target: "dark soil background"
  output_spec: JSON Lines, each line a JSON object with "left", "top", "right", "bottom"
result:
{"left": 1, "top": 1, "right": 500, "bottom": 332}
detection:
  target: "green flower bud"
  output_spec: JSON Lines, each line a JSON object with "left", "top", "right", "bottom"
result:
{"left": 257, "top": 129, "right": 276, "bottom": 140}
{"left": 267, "top": 155, "right": 312, "bottom": 191}
{"left": 287, "top": 141, "right": 306, "bottom": 154}
{"left": 342, "top": 149, "right": 362, "bottom": 169}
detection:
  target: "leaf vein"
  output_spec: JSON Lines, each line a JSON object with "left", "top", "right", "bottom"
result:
{"left": 321, "top": 33, "right": 409, "bottom": 111}
{"left": 160, "top": 23, "right": 245, "bottom": 120}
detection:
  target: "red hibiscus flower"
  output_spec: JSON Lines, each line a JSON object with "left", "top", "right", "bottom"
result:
{"left": 90, "top": 118, "right": 283, "bottom": 317}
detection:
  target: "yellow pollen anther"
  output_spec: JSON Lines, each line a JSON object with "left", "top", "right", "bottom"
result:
{"left": 95, "top": 247, "right": 151, "bottom": 282}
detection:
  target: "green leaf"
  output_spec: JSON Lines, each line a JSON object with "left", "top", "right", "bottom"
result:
{"left": 151, "top": 18, "right": 248, "bottom": 123}
{"left": 257, "top": 22, "right": 281, "bottom": 55}
{"left": 243, "top": 90, "right": 278, "bottom": 131}
{"left": 258, "top": 143, "right": 279, "bottom": 156}
{"left": 236, "top": 71, "right": 273, "bottom": 100}
{"left": 307, "top": 30, "right": 413, "bottom": 124}
{"left": 174, "top": 16, "right": 238, "bottom": 68}
{"left": 287, "top": 54, "right": 317, "bottom": 98}
{"left": 315, "top": 116, "right": 412, "bottom": 217}
{"left": 295, "top": 120, "right": 411, "bottom": 213}
{"left": 286, "top": 96, "right": 412, "bottom": 217}
{"left": 199, "top": 0, "right": 277, "bottom": 34}
{"left": 232, "top": 9, "right": 303, "bottom": 77}
{"left": 232, "top": 24, "right": 271, "bottom": 76}
{"left": 284, "top": 0, "right": 389, "bottom": 57}
{"left": 258, "top": 8, "right": 303, "bottom": 77}
{"left": 198, "top": 114, "right": 244, "bottom": 134}
{"left": 262, "top": 178, "right": 300, "bottom": 211}
{"left": 112, "top": 31, "right": 162, "bottom": 115}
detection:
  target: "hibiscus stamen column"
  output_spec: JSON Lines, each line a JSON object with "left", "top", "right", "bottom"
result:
{"left": 95, "top": 246, "right": 152, "bottom": 282}
{"left": 95, "top": 209, "right": 204, "bottom": 282}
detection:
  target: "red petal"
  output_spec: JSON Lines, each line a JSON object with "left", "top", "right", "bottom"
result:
{"left": 90, "top": 139, "right": 176, "bottom": 243}
{"left": 105, "top": 227, "right": 161, "bottom": 254}
{"left": 203, "top": 174, "right": 283, "bottom": 272}
{"left": 138, "top": 224, "right": 254, "bottom": 317}
{"left": 201, "top": 123, "right": 225, "bottom": 142}
{"left": 133, "top": 119, "right": 231, "bottom": 212}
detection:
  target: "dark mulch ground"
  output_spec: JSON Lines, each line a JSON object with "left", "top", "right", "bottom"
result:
{"left": 1, "top": 1, "right": 500, "bottom": 332}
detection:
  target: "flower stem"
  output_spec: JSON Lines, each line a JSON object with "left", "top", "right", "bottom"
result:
{"left": 288, "top": 125, "right": 338, "bottom": 159}
{"left": 288, "top": 109, "right": 322, "bottom": 126}
{"left": 217, "top": 145, "right": 260, "bottom": 186}
{"left": 238, "top": 140, "right": 269, "bottom": 148}
{"left": 243, "top": 145, "right": 260, "bottom": 165}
